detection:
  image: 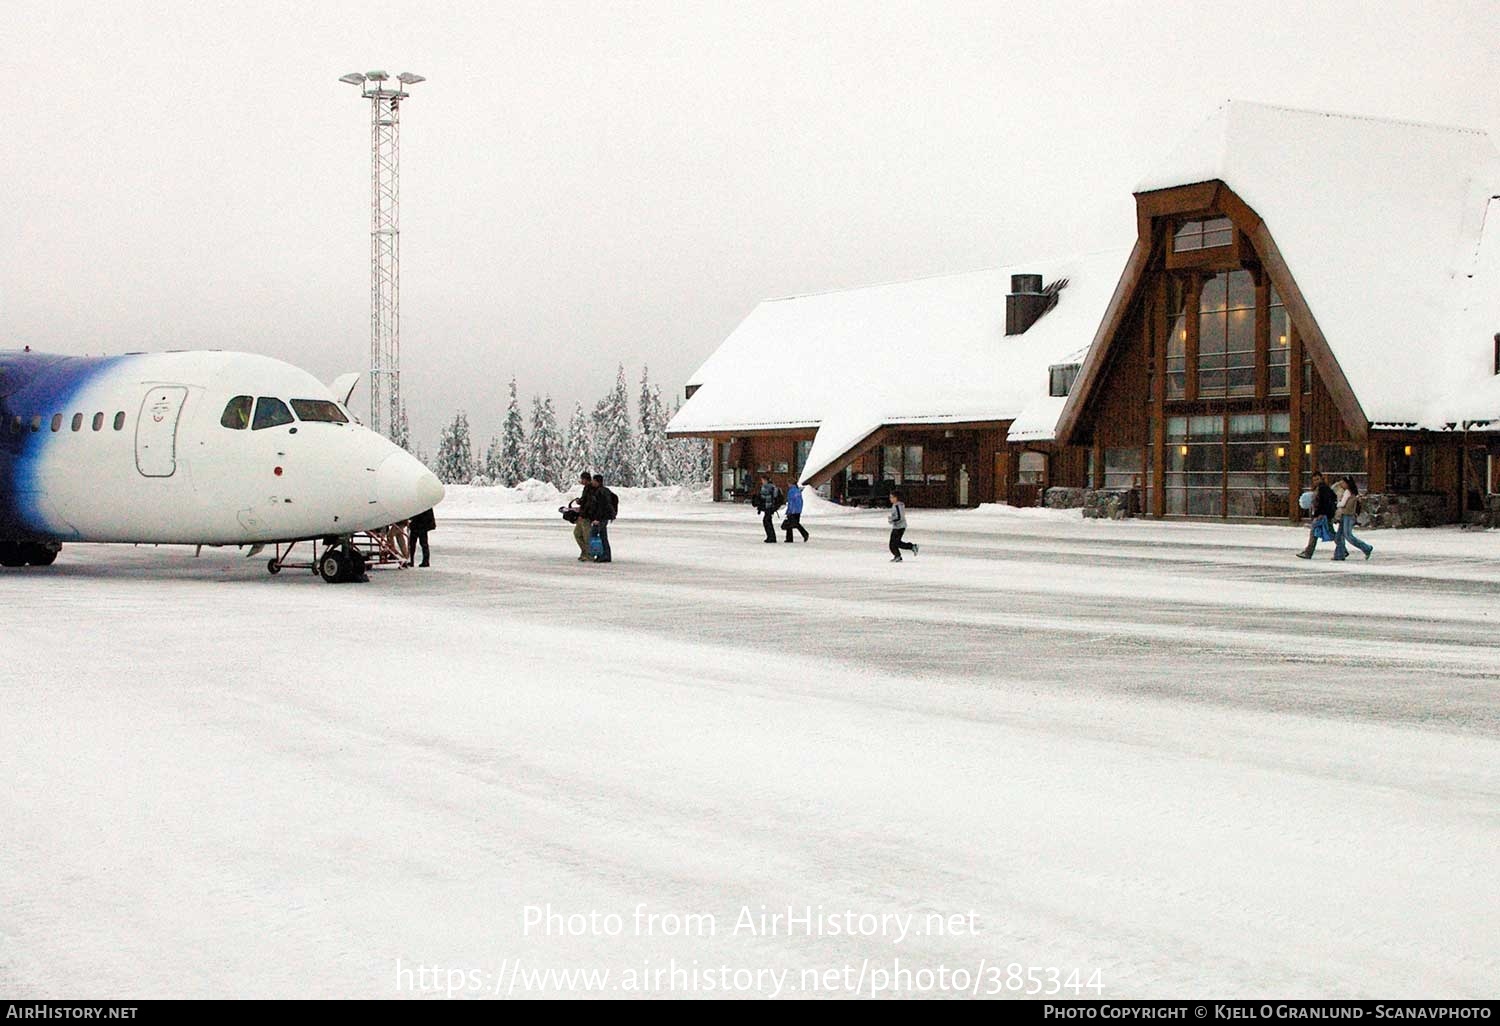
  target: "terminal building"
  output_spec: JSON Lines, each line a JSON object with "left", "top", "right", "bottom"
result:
{"left": 667, "top": 102, "right": 1500, "bottom": 524}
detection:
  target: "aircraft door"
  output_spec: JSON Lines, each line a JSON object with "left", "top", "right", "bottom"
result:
{"left": 136, "top": 387, "right": 190, "bottom": 478}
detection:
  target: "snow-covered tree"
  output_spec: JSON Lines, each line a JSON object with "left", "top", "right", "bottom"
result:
{"left": 391, "top": 403, "right": 411, "bottom": 453}
{"left": 663, "top": 398, "right": 711, "bottom": 487}
{"left": 591, "top": 364, "right": 635, "bottom": 486}
{"left": 527, "top": 394, "right": 565, "bottom": 486}
{"left": 497, "top": 378, "right": 527, "bottom": 486}
{"left": 634, "top": 368, "right": 670, "bottom": 487}
{"left": 564, "top": 401, "right": 592, "bottom": 480}
{"left": 482, "top": 435, "right": 504, "bottom": 482}
{"left": 435, "top": 411, "right": 475, "bottom": 485}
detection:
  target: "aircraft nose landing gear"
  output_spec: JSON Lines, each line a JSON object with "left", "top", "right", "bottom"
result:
{"left": 266, "top": 531, "right": 399, "bottom": 582}
{"left": 318, "top": 544, "right": 367, "bottom": 584}
{"left": 313, "top": 537, "right": 366, "bottom": 585}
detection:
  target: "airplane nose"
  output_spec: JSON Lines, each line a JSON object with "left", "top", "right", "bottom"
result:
{"left": 376, "top": 451, "right": 445, "bottom": 521}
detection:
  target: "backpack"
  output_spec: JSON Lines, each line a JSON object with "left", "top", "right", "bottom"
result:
{"left": 606, "top": 488, "right": 619, "bottom": 521}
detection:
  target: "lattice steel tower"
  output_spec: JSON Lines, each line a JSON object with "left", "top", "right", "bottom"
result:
{"left": 340, "top": 69, "right": 424, "bottom": 444}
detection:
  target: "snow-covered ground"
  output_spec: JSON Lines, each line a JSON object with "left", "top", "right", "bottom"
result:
{"left": 3, "top": 497, "right": 1499, "bottom": 999}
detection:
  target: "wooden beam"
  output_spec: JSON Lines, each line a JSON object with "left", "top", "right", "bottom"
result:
{"left": 1246, "top": 221, "right": 1369, "bottom": 442}
{"left": 1135, "top": 181, "right": 1222, "bottom": 222}
{"left": 1184, "top": 274, "right": 1203, "bottom": 403}
{"left": 666, "top": 425, "right": 818, "bottom": 440}
{"left": 1055, "top": 234, "right": 1154, "bottom": 445}
{"left": 800, "top": 427, "right": 890, "bottom": 488}
{"left": 1253, "top": 271, "right": 1269, "bottom": 400}
{"left": 1150, "top": 275, "right": 1166, "bottom": 517}
{"left": 799, "top": 421, "right": 1011, "bottom": 488}
{"left": 1288, "top": 324, "right": 1304, "bottom": 522}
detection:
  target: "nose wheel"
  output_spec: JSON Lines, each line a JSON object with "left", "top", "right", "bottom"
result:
{"left": 318, "top": 544, "right": 367, "bottom": 584}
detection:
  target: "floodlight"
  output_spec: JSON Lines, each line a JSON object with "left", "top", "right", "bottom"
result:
{"left": 365, "top": 70, "right": 389, "bottom": 81}
{"left": 339, "top": 73, "right": 366, "bottom": 85}
{"left": 397, "top": 72, "right": 425, "bottom": 85}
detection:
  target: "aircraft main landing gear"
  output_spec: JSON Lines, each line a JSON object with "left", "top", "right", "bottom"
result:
{"left": 0, "top": 541, "right": 61, "bottom": 567}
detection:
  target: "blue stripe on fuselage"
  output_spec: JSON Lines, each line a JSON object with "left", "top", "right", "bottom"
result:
{"left": 0, "top": 352, "right": 126, "bottom": 539}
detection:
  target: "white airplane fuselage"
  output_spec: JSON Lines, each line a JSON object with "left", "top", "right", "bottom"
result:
{"left": 0, "top": 350, "right": 443, "bottom": 550}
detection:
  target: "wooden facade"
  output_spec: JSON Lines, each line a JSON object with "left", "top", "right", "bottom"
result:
{"left": 1056, "top": 180, "right": 1483, "bottom": 523}
{"left": 708, "top": 424, "right": 1008, "bottom": 508}
{"left": 677, "top": 176, "right": 1497, "bottom": 521}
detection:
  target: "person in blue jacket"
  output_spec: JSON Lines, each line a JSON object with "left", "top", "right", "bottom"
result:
{"left": 783, "top": 484, "right": 810, "bottom": 543}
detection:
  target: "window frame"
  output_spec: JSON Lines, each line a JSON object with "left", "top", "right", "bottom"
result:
{"left": 251, "top": 397, "right": 295, "bottom": 431}
{"left": 220, "top": 395, "right": 253, "bottom": 430}
{"left": 289, "top": 398, "right": 349, "bottom": 424}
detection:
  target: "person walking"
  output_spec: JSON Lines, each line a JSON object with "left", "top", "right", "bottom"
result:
{"left": 1296, "top": 472, "right": 1338, "bottom": 560}
{"left": 587, "top": 472, "right": 618, "bottom": 563}
{"left": 782, "top": 483, "right": 810, "bottom": 543}
{"left": 1332, "top": 477, "right": 1374, "bottom": 561}
{"left": 757, "top": 475, "right": 781, "bottom": 543}
{"left": 569, "top": 472, "right": 594, "bottom": 562}
{"left": 408, "top": 507, "right": 436, "bottom": 567}
{"left": 888, "top": 489, "right": 918, "bottom": 562}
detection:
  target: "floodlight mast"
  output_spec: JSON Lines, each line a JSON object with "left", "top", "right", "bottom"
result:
{"left": 340, "top": 69, "right": 423, "bottom": 445}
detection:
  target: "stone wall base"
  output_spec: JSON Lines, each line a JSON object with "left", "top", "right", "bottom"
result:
{"left": 1356, "top": 493, "right": 1449, "bottom": 530}
{"left": 1044, "top": 487, "right": 1140, "bottom": 519}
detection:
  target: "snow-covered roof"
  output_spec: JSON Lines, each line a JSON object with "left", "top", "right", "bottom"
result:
{"left": 668, "top": 247, "right": 1131, "bottom": 483}
{"left": 1138, "top": 100, "right": 1500, "bottom": 428}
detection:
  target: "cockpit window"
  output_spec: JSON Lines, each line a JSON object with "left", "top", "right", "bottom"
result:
{"left": 290, "top": 399, "right": 349, "bottom": 424}
{"left": 252, "top": 397, "right": 294, "bottom": 431}
{"left": 220, "top": 395, "right": 252, "bottom": 430}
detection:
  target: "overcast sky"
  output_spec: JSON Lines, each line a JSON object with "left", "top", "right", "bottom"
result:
{"left": 6, "top": 1, "right": 1500, "bottom": 451}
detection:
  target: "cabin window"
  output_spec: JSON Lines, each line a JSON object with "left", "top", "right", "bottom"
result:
{"left": 1386, "top": 444, "right": 1434, "bottom": 493}
{"left": 50, "top": 414, "right": 62, "bottom": 432}
{"left": 8, "top": 415, "right": 19, "bottom": 434}
{"left": 92, "top": 412, "right": 104, "bottom": 432}
{"left": 1166, "top": 278, "right": 1188, "bottom": 399}
{"left": 878, "top": 444, "right": 926, "bottom": 484}
{"left": 113, "top": 412, "right": 125, "bottom": 431}
{"left": 719, "top": 441, "right": 736, "bottom": 498}
{"left": 794, "top": 440, "right": 813, "bottom": 476}
{"left": 220, "top": 396, "right": 252, "bottom": 430}
{"left": 1017, "top": 451, "right": 1047, "bottom": 485}
{"left": 252, "top": 397, "right": 294, "bottom": 431}
{"left": 904, "top": 446, "right": 924, "bottom": 482}
{"left": 1198, "top": 270, "right": 1256, "bottom": 398}
{"left": 71, "top": 413, "right": 83, "bottom": 432}
{"left": 1103, "top": 448, "right": 1143, "bottom": 490}
{"left": 881, "top": 446, "right": 901, "bottom": 483}
{"left": 1173, "top": 217, "right": 1234, "bottom": 253}
{"left": 1317, "top": 444, "right": 1368, "bottom": 496}
{"left": 30, "top": 415, "right": 42, "bottom": 433}
{"left": 1166, "top": 413, "right": 1291, "bottom": 518}
{"left": 1268, "top": 288, "right": 1290, "bottom": 395}
{"left": 290, "top": 399, "right": 349, "bottom": 424}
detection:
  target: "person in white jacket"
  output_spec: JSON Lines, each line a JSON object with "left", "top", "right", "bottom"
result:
{"left": 888, "top": 490, "right": 919, "bottom": 562}
{"left": 1332, "top": 477, "right": 1374, "bottom": 561}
